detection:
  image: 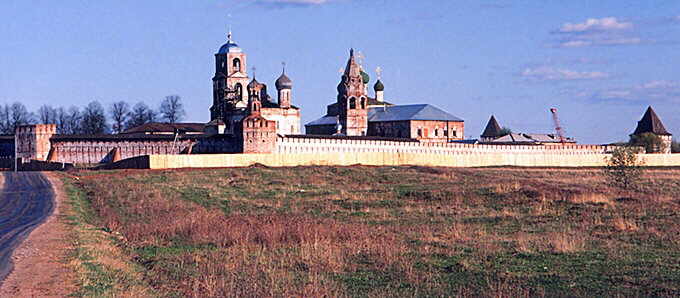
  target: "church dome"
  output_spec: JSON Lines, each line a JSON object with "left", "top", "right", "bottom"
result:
{"left": 275, "top": 73, "right": 292, "bottom": 90}
{"left": 374, "top": 79, "right": 384, "bottom": 91}
{"left": 218, "top": 41, "right": 242, "bottom": 54}
{"left": 360, "top": 70, "right": 370, "bottom": 84}
{"left": 248, "top": 77, "right": 259, "bottom": 89}
{"left": 218, "top": 31, "right": 242, "bottom": 54}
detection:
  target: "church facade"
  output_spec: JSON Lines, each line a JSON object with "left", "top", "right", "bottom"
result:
{"left": 305, "top": 49, "right": 465, "bottom": 142}
{"left": 209, "top": 31, "right": 300, "bottom": 136}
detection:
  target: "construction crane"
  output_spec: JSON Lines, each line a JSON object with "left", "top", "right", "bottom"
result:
{"left": 550, "top": 108, "right": 567, "bottom": 144}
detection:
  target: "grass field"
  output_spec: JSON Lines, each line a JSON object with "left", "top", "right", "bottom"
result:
{"left": 64, "top": 166, "right": 680, "bottom": 297}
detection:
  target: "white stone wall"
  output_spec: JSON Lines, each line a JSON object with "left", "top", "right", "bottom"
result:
{"left": 276, "top": 136, "right": 614, "bottom": 157}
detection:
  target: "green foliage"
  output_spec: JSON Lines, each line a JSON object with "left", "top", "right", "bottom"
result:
{"left": 604, "top": 146, "right": 644, "bottom": 190}
{"left": 499, "top": 127, "right": 512, "bottom": 136}
{"left": 630, "top": 132, "right": 666, "bottom": 153}
{"left": 672, "top": 141, "right": 680, "bottom": 153}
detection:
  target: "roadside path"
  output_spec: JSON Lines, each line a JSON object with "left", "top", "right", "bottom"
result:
{"left": 0, "top": 172, "right": 55, "bottom": 284}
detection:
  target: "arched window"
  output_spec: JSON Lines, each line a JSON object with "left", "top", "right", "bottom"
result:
{"left": 435, "top": 128, "right": 439, "bottom": 137}
{"left": 235, "top": 83, "right": 243, "bottom": 98}
{"left": 233, "top": 58, "right": 241, "bottom": 72}
{"left": 360, "top": 97, "right": 366, "bottom": 109}
{"left": 417, "top": 128, "right": 422, "bottom": 137}
{"left": 349, "top": 97, "right": 356, "bottom": 109}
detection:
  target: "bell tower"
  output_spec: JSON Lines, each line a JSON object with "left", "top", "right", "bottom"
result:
{"left": 337, "top": 49, "right": 368, "bottom": 136}
{"left": 210, "top": 30, "right": 250, "bottom": 121}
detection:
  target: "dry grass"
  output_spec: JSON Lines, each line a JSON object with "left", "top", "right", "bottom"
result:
{"left": 67, "top": 166, "right": 680, "bottom": 297}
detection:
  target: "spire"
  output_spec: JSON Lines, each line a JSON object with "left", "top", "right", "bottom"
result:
{"left": 481, "top": 115, "right": 503, "bottom": 138}
{"left": 344, "top": 48, "right": 362, "bottom": 78}
{"left": 633, "top": 106, "right": 672, "bottom": 136}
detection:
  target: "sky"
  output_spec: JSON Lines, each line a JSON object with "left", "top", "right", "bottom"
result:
{"left": 1, "top": 0, "right": 680, "bottom": 143}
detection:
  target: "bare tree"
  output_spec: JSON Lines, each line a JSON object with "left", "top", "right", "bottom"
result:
{"left": 0, "top": 102, "right": 35, "bottom": 133}
{"left": 62, "top": 106, "right": 82, "bottom": 134}
{"left": 160, "top": 95, "right": 185, "bottom": 123}
{"left": 0, "top": 104, "right": 10, "bottom": 134}
{"left": 126, "top": 102, "right": 156, "bottom": 130}
{"left": 38, "top": 104, "right": 57, "bottom": 124}
{"left": 110, "top": 101, "right": 130, "bottom": 134}
{"left": 81, "top": 101, "right": 108, "bottom": 134}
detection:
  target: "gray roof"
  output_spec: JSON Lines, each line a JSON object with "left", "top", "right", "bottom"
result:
{"left": 368, "top": 104, "right": 463, "bottom": 122}
{"left": 523, "top": 133, "right": 575, "bottom": 143}
{"left": 306, "top": 115, "right": 338, "bottom": 126}
{"left": 488, "top": 133, "right": 537, "bottom": 144}
{"left": 305, "top": 104, "right": 463, "bottom": 127}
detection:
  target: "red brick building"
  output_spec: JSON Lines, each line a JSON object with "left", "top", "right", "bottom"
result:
{"left": 306, "top": 50, "right": 464, "bottom": 142}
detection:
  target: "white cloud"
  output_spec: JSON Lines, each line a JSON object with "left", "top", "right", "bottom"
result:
{"left": 521, "top": 66, "right": 609, "bottom": 81}
{"left": 559, "top": 17, "right": 632, "bottom": 33}
{"left": 558, "top": 37, "right": 642, "bottom": 48}
{"left": 583, "top": 80, "right": 680, "bottom": 102}
{"left": 254, "top": 0, "right": 331, "bottom": 8}
{"left": 552, "top": 17, "right": 643, "bottom": 48}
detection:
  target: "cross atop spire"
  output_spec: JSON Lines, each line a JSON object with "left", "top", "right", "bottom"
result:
{"left": 281, "top": 61, "right": 286, "bottom": 74}
{"left": 376, "top": 66, "right": 383, "bottom": 80}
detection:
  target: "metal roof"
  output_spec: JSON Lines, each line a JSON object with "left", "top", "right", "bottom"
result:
{"left": 488, "top": 133, "right": 537, "bottom": 144}
{"left": 305, "top": 115, "right": 338, "bottom": 126}
{"left": 122, "top": 123, "right": 206, "bottom": 134}
{"left": 306, "top": 104, "right": 463, "bottom": 127}
{"left": 368, "top": 104, "right": 463, "bottom": 122}
{"left": 218, "top": 41, "right": 242, "bottom": 54}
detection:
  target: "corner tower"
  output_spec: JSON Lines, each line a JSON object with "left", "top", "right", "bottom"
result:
{"left": 210, "top": 30, "right": 250, "bottom": 121}
{"left": 337, "top": 49, "right": 368, "bottom": 136}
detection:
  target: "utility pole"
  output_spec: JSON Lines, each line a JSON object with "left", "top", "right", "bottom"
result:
{"left": 14, "top": 131, "right": 18, "bottom": 172}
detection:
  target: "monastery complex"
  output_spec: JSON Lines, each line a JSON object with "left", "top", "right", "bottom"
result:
{"left": 0, "top": 31, "right": 677, "bottom": 169}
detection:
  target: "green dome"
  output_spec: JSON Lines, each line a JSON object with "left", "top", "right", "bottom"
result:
{"left": 374, "top": 79, "right": 384, "bottom": 91}
{"left": 360, "top": 70, "right": 370, "bottom": 84}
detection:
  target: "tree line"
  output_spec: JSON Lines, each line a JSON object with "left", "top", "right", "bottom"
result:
{"left": 0, "top": 95, "right": 185, "bottom": 135}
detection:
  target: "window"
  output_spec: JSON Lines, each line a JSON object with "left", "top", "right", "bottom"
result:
{"left": 417, "top": 128, "right": 422, "bottom": 137}
{"left": 233, "top": 58, "right": 241, "bottom": 72}
{"left": 360, "top": 97, "right": 366, "bottom": 109}
{"left": 452, "top": 130, "right": 457, "bottom": 137}
{"left": 435, "top": 128, "right": 439, "bottom": 137}
{"left": 235, "top": 83, "right": 243, "bottom": 98}
{"left": 444, "top": 129, "right": 448, "bottom": 137}
{"left": 349, "top": 97, "right": 356, "bottom": 109}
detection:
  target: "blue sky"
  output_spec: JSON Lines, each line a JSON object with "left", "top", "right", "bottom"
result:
{"left": 1, "top": 0, "right": 680, "bottom": 143}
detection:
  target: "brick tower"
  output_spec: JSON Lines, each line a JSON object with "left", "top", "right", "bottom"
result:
{"left": 337, "top": 49, "right": 368, "bottom": 136}
{"left": 242, "top": 78, "right": 277, "bottom": 153}
{"left": 211, "top": 30, "right": 250, "bottom": 121}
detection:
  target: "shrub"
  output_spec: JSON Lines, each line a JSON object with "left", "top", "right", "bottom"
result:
{"left": 630, "top": 132, "right": 666, "bottom": 153}
{"left": 604, "top": 146, "right": 644, "bottom": 190}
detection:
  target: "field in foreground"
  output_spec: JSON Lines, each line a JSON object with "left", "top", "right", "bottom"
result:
{"left": 63, "top": 166, "right": 680, "bottom": 297}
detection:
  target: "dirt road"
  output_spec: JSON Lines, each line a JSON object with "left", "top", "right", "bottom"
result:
{"left": 0, "top": 172, "right": 55, "bottom": 283}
